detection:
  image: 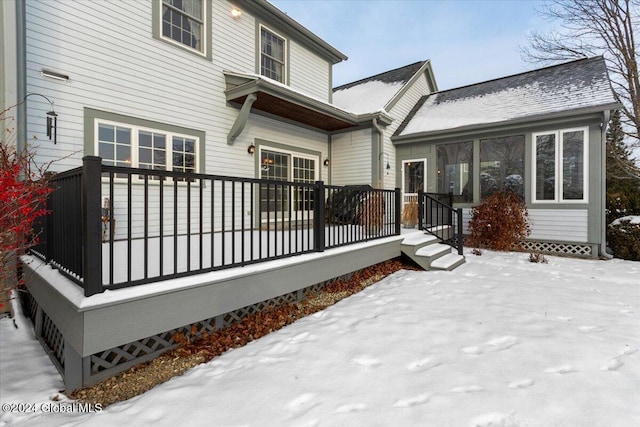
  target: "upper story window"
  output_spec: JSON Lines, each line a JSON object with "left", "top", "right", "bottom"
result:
{"left": 260, "top": 26, "right": 286, "bottom": 83}
{"left": 162, "top": 0, "right": 204, "bottom": 53}
{"left": 97, "top": 120, "right": 198, "bottom": 174}
{"left": 533, "top": 127, "right": 588, "bottom": 203}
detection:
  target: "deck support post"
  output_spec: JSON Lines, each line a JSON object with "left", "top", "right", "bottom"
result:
{"left": 82, "top": 156, "right": 104, "bottom": 296}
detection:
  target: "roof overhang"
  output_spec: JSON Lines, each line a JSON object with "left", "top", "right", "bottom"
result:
{"left": 225, "top": 71, "right": 372, "bottom": 132}
{"left": 392, "top": 103, "right": 622, "bottom": 144}
{"left": 230, "top": 0, "right": 347, "bottom": 64}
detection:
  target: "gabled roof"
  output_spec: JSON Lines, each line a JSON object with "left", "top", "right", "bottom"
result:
{"left": 394, "top": 56, "right": 621, "bottom": 140}
{"left": 233, "top": 0, "right": 347, "bottom": 64}
{"left": 332, "top": 60, "right": 436, "bottom": 115}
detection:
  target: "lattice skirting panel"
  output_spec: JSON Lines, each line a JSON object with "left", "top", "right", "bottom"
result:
{"left": 18, "top": 289, "right": 66, "bottom": 376}
{"left": 41, "top": 312, "right": 65, "bottom": 369}
{"left": 19, "top": 269, "right": 359, "bottom": 388}
{"left": 520, "top": 240, "right": 594, "bottom": 257}
{"left": 88, "top": 273, "right": 351, "bottom": 383}
{"left": 18, "top": 287, "right": 38, "bottom": 323}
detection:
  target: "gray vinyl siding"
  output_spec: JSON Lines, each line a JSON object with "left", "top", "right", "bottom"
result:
{"left": 289, "top": 39, "right": 331, "bottom": 101}
{"left": 384, "top": 74, "right": 430, "bottom": 190}
{"left": 331, "top": 128, "right": 373, "bottom": 186}
{"left": 24, "top": 0, "right": 332, "bottom": 174}
{"left": 528, "top": 209, "right": 589, "bottom": 242}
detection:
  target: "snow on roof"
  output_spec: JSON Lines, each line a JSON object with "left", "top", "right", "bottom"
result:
{"left": 333, "top": 61, "right": 427, "bottom": 114}
{"left": 397, "top": 57, "right": 619, "bottom": 137}
{"left": 332, "top": 80, "right": 405, "bottom": 114}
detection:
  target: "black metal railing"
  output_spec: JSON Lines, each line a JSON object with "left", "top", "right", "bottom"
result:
{"left": 418, "top": 191, "right": 464, "bottom": 255}
{"left": 32, "top": 156, "right": 401, "bottom": 296}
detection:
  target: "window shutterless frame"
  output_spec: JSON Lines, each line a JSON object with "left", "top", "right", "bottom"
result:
{"left": 531, "top": 127, "right": 588, "bottom": 203}
{"left": 259, "top": 24, "right": 287, "bottom": 84}
{"left": 159, "top": 0, "right": 207, "bottom": 56}
{"left": 94, "top": 118, "right": 199, "bottom": 176}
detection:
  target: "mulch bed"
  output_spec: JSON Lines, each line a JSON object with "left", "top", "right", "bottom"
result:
{"left": 68, "top": 258, "right": 418, "bottom": 407}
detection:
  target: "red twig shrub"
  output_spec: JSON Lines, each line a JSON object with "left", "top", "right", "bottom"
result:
{"left": 468, "top": 190, "right": 531, "bottom": 251}
{"left": 0, "top": 139, "right": 53, "bottom": 311}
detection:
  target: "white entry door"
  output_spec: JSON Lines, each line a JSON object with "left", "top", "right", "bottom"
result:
{"left": 402, "top": 159, "right": 426, "bottom": 205}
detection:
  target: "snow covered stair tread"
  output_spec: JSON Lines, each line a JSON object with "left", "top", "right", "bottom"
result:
{"left": 415, "top": 243, "right": 451, "bottom": 258}
{"left": 400, "top": 232, "right": 438, "bottom": 246}
{"left": 430, "top": 253, "right": 465, "bottom": 270}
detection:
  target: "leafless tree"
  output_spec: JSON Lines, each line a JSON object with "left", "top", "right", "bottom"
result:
{"left": 521, "top": 0, "right": 640, "bottom": 167}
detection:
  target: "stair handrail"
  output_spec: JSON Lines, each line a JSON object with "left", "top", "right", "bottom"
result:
{"left": 418, "top": 191, "right": 464, "bottom": 255}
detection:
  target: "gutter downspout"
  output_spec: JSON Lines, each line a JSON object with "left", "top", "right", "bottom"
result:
{"left": 227, "top": 93, "right": 257, "bottom": 145}
{"left": 600, "top": 110, "right": 613, "bottom": 259}
{"left": 16, "top": 0, "right": 26, "bottom": 155}
{"left": 372, "top": 117, "right": 384, "bottom": 189}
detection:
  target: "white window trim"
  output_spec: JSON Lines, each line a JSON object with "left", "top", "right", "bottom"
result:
{"left": 159, "top": 0, "right": 208, "bottom": 57}
{"left": 259, "top": 24, "right": 288, "bottom": 84}
{"left": 258, "top": 145, "right": 319, "bottom": 182}
{"left": 95, "top": 118, "right": 200, "bottom": 174}
{"left": 532, "top": 127, "right": 589, "bottom": 204}
{"left": 401, "top": 158, "right": 427, "bottom": 205}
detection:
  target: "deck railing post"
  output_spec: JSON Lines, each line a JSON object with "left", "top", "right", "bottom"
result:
{"left": 313, "top": 181, "right": 325, "bottom": 252}
{"left": 82, "top": 156, "right": 104, "bottom": 296}
{"left": 456, "top": 208, "right": 464, "bottom": 255}
{"left": 395, "top": 188, "right": 401, "bottom": 235}
{"left": 417, "top": 190, "right": 424, "bottom": 230}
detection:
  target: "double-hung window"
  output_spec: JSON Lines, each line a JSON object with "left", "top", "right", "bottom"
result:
{"left": 161, "top": 0, "right": 205, "bottom": 53}
{"left": 260, "top": 26, "right": 286, "bottom": 83}
{"left": 97, "top": 121, "right": 198, "bottom": 175}
{"left": 533, "top": 127, "right": 588, "bottom": 203}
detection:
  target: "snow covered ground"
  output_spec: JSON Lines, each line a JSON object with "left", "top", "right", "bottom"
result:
{"left": 1, "top": 250, "right": 639, "bottom": 427}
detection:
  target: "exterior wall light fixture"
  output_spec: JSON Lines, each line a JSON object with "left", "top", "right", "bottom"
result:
{"left": 323, "top": 158, "right": 329, "bottom": 167}
{"left": 247, "top": 144, "right": 255, "bottom": 154}
{"left": 24, "top": 93, "right": 58, "bottom": 144}
{"left": 231, "top": 8, "right": 242, "bottom": 18}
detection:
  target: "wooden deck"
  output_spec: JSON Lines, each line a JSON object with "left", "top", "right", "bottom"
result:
{"left": 21, "top": 233, "right": 407, "bottom": 390}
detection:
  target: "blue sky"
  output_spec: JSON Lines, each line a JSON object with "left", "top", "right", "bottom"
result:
{"left": 270, "top": 0, "right": 552, "bottom": 91}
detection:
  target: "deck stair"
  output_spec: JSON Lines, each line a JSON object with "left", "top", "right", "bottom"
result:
{"left": 401, "top": 231, "right": 465, "bottom": 271}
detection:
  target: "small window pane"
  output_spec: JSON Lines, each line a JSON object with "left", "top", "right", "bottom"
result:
{"left": 139, "top": 132, "right": 152, "bottom": 147}
{"left": 535, "top": 134, "right": 556, "bottom": 200}
{"left": 99, "top": 124, "right": 114, "bottom": 142}
{"left": 116, "top": 128, "right": 130, "bottom": 144}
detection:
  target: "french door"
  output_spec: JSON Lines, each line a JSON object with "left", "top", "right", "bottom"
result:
{"left": 259, "top": 148, "right": 318, "bottom": 220}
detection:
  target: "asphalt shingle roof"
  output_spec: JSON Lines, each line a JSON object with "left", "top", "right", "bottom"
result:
{"left": 332, "top": 61, "right": 428, "bottom": 114}
{"left": 396, "top": 56, "right": 619, "bottom": 137}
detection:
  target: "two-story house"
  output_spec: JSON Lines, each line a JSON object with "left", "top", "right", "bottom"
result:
{"left": 1, "top": 0, "right": 620, "bottom": 391}
{"left": 1, "top": 0, "right": 439, "bottom": 390}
